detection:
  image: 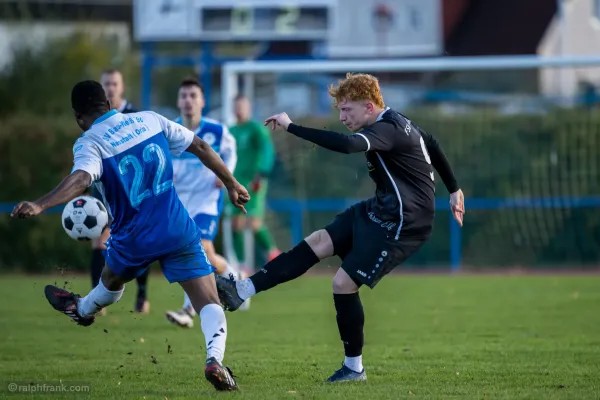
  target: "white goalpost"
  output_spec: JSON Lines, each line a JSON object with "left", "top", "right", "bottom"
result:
{"left": 221, "top": 54, "right": 600, "bottom": 125}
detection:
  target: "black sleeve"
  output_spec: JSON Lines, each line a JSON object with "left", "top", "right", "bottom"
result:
{"left": 287, "top": 122, "right": 396, "bottom": 154}
{"left": 287, "top": 124, "right": 368, "bottom": 154}
{"left": 420, "top": 129, "right": 459, "bottom": 193}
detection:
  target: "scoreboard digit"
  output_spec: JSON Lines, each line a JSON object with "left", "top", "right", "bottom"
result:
{"left": 230, "top": 8, "right": 253, "bottom": 35}
{"left": 275, "top": 7, "right": 301, "bottom": 34}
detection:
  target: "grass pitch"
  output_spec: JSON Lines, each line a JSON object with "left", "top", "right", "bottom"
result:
{"left": 0, "top": 273, "right": 599, "bottom": 399}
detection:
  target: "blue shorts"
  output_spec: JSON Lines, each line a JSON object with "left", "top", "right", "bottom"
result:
{"left": 193, "top": 213, "right": 220, "bottom": 241}
{"left": 103, "top": 239, "right": 215, "bottom": 283}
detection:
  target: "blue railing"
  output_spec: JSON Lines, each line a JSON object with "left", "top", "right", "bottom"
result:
{"left": 3, "top": 196, "right": 600, "bottom": 272}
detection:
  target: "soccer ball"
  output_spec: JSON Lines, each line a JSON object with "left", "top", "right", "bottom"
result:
{"left": 62, "top": 196, "right": 109, "bottom": 241}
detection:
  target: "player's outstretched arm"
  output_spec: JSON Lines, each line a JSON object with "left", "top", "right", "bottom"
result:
{"left": 265, "top": 112, "right": 368, "bottom": 154}
{"left": 420, "top": 130, "right": 465, "bottom": 226}
{"left": 11, "top": 170, "right": 91, "bottom": 219}
{"left": 287, "top": 124, "right": 369, "bottom": 154}
{"left": 185, "top": 136, "right": 250, "bottom": 213}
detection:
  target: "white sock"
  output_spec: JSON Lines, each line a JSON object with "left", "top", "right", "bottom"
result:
{"left": 182, "top": 292, "right": 197, "bottom": 315}
{"left": 235, "top": 278, "right": 256, "bottom": 301}
{"left": 78, "top": 280, "right": 124, "bottom": 317}
{"left": 199, "top": 304, "right": 227, "bottom": 363}
{"left": 344, "top": 356, "right": 363, "bottom": 373}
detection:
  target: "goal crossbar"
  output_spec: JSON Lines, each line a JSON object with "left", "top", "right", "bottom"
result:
{"left": 221, "top": 54, "right": 600, "bottom": 124}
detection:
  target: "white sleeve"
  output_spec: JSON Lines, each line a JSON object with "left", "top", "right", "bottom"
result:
{"left": 220, "top": 126, "right": 237, "bottom": 173}
{"left": 71, "top": 138, "right": 102, "bottom": 184}
{"left": 154, "top": 112, "right": 195, "bottom": 156}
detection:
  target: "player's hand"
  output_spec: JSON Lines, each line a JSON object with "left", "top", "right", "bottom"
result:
{"left": 215, "top": 178, "right": 224, "bottom": 188}
{"left": 449, "top": 189, "right": 465, "bottom": 227}
{"left": 10, "top": 201, "right": 43, "bottom": 219}
{"left": 227, "top": 181, "right": 250, "bottom": 214}
{"left": 264, "top": 112, "right": 292, "bottom": 131}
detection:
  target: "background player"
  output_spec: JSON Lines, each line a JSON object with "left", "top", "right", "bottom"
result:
{"left": 216, "top": 73, "right": 465, "bottom": 383}
{"left": 100, "top": 68, "right": 137, "bottom": 113}
{"left": 165, "top": 77, "right": 245, "bottom": 328}
{"left": 11, "top": 80, "right": 248, "bottom": 391}
{"left": 228, "top": 95, "right": 281, "bottom": 267}
{"left": 91, "top": 68, "right": 150, "bottom": 315}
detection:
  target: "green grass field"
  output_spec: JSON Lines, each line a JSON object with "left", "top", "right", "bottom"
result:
{"left": 0, "top": 274, "right": 599, "bottom": 399}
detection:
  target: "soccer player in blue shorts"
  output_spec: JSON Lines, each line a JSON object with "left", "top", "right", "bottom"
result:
{"left": 10, "top": 80, "right": 248, "bottom": 391}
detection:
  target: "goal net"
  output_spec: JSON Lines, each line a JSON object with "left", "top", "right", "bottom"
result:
{"left": 220, "top": 55, "right": 600, "bottom": 271}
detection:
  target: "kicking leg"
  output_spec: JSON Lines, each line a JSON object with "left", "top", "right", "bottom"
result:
{"left": 45, "top": 265, "right": 128, "bottom": 326}
{"left": 215, "top": 229, "right": 332, "bottom": 311}
{"left": 179, "top": 274, "right": 237, "bottom": 391}
{"left": 327, "top": 268, "right": 366, "bottom": 382}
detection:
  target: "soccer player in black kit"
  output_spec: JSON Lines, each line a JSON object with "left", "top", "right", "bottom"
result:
{"left": 216, "top": 73, "right": 465, "bottom": 382}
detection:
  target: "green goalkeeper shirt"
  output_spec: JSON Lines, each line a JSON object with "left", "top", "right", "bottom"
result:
{"left": 229, "top": 120, "right": 276, "bottom": 185}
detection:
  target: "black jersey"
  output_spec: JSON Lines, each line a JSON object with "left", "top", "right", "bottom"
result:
{"left": 358, "top": 109, "right": 436, "bottom": 237}
{"left": 287, "top": 108, "right": 459, "bottom": 239}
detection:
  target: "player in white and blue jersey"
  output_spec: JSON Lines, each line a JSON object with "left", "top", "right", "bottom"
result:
{"left": 10, "top": 80, "right": 248, "bottom": 391}
{"left": 165, "top": 78, "right": 247, "bottom": 329}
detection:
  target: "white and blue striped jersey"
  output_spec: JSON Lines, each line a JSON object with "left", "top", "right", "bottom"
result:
{"left": 172, "top": 117, "right": 237, "bottom": 218}
{"left": 71, "top": 109, "right": 200, "bottom": 258}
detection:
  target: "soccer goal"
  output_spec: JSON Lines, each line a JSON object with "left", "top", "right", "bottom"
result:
{"left": 221, "top": 54, "right": 600, "bottom": 271}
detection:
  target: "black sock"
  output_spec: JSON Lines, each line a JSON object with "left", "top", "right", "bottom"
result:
{"left": 249, "top": 240, "right": 319, "bottom": 293}
{"left": 136, "top": 269, "right": 149, "bottom": 300}
{"left": 333, "top": 292, "right": 364, "bottom": 358}
{"left": 90, "top": 249, "right": 104, "bottom": 288}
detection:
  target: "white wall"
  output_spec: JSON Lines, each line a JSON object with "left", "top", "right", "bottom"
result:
{"left": 538, "top": 0, "right": 600, "bottom": 99}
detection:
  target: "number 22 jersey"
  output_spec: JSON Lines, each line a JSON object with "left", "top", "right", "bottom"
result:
{"left": 71, "top": 109, "right": 200, "bottom": 259}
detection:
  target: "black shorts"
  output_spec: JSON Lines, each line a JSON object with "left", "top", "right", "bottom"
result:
{"left": 325, "top": 201, "right": 429, "bottom": 289}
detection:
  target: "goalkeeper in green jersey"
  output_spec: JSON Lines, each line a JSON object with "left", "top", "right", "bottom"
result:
{"left": 227, "top": 94, "right": 281, "bottom": 265}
